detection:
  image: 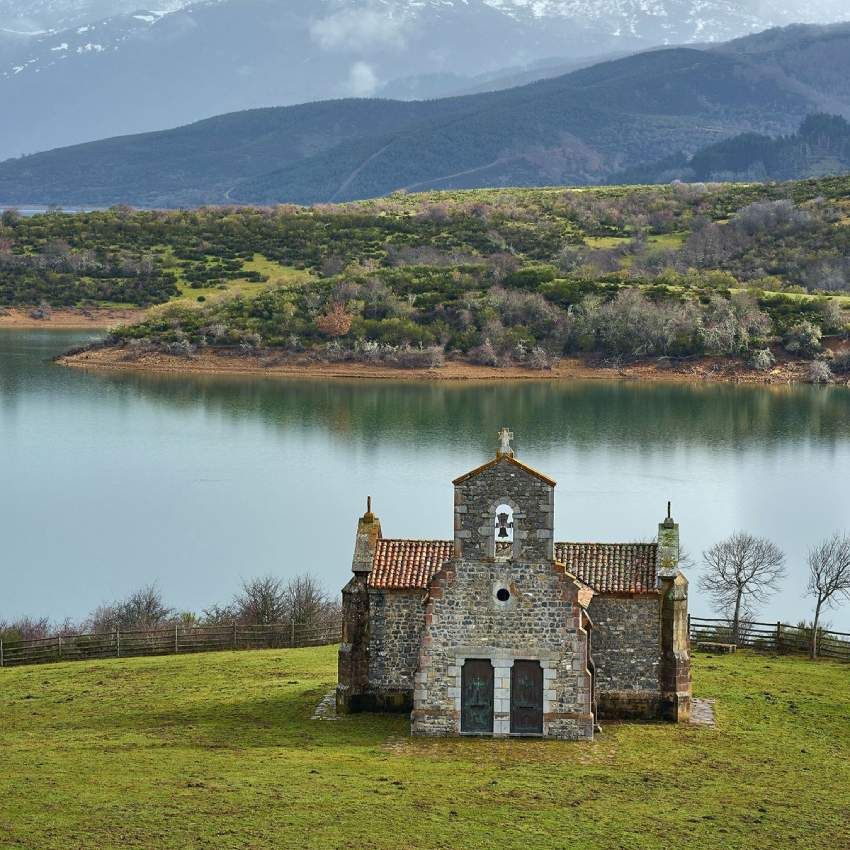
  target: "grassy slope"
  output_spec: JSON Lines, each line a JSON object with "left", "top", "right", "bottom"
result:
{"left": 1, "top": 648, "right": 848, "bottom": 850}
{"left": 167, "top": 255, "right": 315, "bottom": 307}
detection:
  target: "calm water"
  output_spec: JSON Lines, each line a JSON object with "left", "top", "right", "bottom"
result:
{"left": 2, "top": 329, "right": 850, "bottom": 629}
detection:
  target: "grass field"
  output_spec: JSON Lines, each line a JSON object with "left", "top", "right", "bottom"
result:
{"left": 1, "top": 648, "right": 848, "bottom": 850}
{"left": 169, "top": 254, "right": 316, "bottom": 306}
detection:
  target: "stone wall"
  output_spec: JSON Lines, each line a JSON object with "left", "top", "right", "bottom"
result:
{"left": 588, "top": 594, "right": 663, "bottom": 719}
{"left": 454, "top": 456, "right": 554, "bottom": 563}
{"left": 412, "top": 556, "right": 593, "bottom": 739}
{"left": 366, "top": 589, "right": 424, "bottom": 710}
{"left": 659, "top": 571, "right": 691, "bottom": 721}
{"left": 336, "top": 573, "right": 370, "bottom": 713}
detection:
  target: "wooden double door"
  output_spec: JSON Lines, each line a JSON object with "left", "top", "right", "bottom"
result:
{"left": 510, "top": 660, "right": 544, "bottom": 734}
{"left": 460, "top": 659, "right": 544, "bottom": 735}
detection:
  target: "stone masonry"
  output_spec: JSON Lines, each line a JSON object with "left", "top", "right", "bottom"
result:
{"left": 336, "top": 429, "right": 691, "bottom": 738}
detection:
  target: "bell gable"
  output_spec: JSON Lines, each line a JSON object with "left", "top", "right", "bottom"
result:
{"left": 453, "top": 454, "right": 555, "bottom": 563}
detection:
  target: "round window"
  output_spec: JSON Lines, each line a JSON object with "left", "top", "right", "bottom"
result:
{"left": 496, "top": 587, "right": 511, "bottom": 602}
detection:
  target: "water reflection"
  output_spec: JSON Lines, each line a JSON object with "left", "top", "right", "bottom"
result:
{"left": 1, "top": 330, "right": 849, "bottom": 629}
{"left": 81, "top": 367, "right": 850, "bottom": 451}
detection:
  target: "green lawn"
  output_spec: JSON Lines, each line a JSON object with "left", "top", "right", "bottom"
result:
{"left": 1, "top": 648, "right": 848, "bottom": 849}
{"left": 170, "top": 254, "right": 316, "bottom": 306}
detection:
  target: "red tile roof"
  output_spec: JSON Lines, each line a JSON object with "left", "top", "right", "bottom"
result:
{"left": 369, "top": 539, "right": 456, "bottom": 590}
{"left": 555, "top": 542, "right": 659, "bottom": 595}
{"left": 368, "top": 539, "right": 659, "bottom": 594}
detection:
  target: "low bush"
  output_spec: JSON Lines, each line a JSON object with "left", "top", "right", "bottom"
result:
{"left": 806, "top": 360, "right": 833, "bottom": 384}
{"left": 750, "top": 348, "right": 776, "bottom": 371}
{"left": 784, "top": 321, "right": 823, "bottom": 357}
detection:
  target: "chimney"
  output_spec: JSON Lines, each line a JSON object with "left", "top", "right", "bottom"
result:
{"left": 352, "top": 496, "right": 381, "bottom": 575}
{"left": 657, "top": 501, "right": 680, "bottom": 578}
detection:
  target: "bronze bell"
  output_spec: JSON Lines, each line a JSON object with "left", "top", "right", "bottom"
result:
{"left": 497, "top": 512, "right": 511, "bottom": 538}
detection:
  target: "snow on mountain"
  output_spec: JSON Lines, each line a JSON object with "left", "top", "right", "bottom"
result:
{"left": 0, "top": 0, "right": 190, "bottom": 32}
{"left": 0, "top": 0, "right": 848, "bottom": 162}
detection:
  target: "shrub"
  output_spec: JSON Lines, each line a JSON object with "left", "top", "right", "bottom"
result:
{"left": 389, "top": 345, "right": 445, "bottom": 369}
{"left": 315, "top": 303, "right": 353, "bottom": 337}
{"left": 831, "top": 349, "right": 850, "bottom": 374}
{"left": 526, "top": 347, "right": 556, "bottom": 370}
{"left": 783, "top": 321, "right": 822, "bottom": 357}
{"left": 238, "top": 334, "right": 262, "bottom": 353}
{"left": 468, "top": 338, "right": 499, "bottom": 366}
{"left": 750, "top": 348, "right": 775, "bottom": 371}
{"left": 85, "top": 584, "right": 174, "bottom": 633}
{"left": 165, "top": 338, "right": 194, "bottom": 357}
{"left": 574, "top": 289, "right": 699, "bottom": 359}
{"left": 815, "top": 298, "right": 846, "bottom": 334}
{"left": 701, "top": 294, "right": 771, "bottom": 356}
{"left": 806, "top": 361, "right": 833, "bottom": 384}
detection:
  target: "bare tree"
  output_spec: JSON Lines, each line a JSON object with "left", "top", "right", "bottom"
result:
{"left": 700, "top": 532, "right": 786, "bottom": 644}
{"left": 283, "top": 574, "right": 338, "bottom": 628}
{"left": 204, "top": 573, "right": 339, "bottom": 630}
{"left": 806, "top": 533, "right": 850, "bottom": 659}
{"left": 230, "top": 575, "right": 288, "bottom": 625}
{"left": 0, "top": 617, "right": 51, "bottom": 642}
{"left": 85, "top": 584, "right": 174, "bottom": 633}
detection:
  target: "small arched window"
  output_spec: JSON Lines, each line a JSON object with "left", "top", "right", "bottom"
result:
{"left": 494, "top": 504, "right": 514, "bottom": 559}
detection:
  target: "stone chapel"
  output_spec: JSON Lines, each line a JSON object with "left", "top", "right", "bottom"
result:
{"left": 337, "top": 428, "right": 690, "bottom": 740}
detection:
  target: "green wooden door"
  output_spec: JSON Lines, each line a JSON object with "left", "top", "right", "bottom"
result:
{"left": 510, "top": 660, "right": 543, "bottom": 734}
{"left": 461, "top": 659, "right": 494, "bottom": 734}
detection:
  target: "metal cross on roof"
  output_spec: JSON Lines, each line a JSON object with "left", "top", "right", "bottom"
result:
{"left": 498, "top": 427, "right": 514, "bottom": 456}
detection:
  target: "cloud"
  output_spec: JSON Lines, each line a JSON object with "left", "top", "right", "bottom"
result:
{"left": 310, "top": 8, "right": 409, "bottom": 52}
{"left": 345, "top": 61, "right": 379, "bottom": 96}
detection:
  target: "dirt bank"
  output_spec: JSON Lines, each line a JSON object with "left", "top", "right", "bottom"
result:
{"left": 0, "top": 307, "right": 144, "bottom": 330}
{"left": 57, "top": 346, "right": 846, "bottom": 385}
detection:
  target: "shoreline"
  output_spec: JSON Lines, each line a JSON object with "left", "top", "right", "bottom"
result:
{"left": 57, "top": 346, "right": 844, "bottom": 385}
{"left": 0, "top": 307, "right": 144, "bottom": 330}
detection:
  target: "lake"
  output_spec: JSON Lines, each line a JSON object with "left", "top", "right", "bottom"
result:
{"left": 2, "top": 329, "right": 850, "bottom": 629}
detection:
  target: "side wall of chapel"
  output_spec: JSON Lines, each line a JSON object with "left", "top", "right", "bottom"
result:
{"left": 366, "top": 589, "right": 424, "bottom": 709}
{"left": 587, "top": 594, "right": 664, "bottom": 719}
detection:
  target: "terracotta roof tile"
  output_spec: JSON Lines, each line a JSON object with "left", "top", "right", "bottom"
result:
{"left": 368, "top": 539, "right": 659, "bottom": 594}
{"left": 369, "top": 539, "right": 455, "bottom": 590}
{"left": 555, "top": 542, "right": 659, "bottom": 594}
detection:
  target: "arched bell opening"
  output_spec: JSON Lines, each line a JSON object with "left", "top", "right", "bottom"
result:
{"left": 494, "top": 503, "right": 514, "bottom": 560}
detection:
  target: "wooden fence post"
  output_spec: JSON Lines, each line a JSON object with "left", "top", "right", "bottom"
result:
{"left": 232, "top": 621, "right": 237, "bottom": 650}
{"left": 776, "top": 621, "right": 782, "bottom": 653}
{"left": 0, "top": 638, "right": 4, "bottom": 668}
{"left": 290, "top": 620, "right": 296, "bottom": 648}
{"left": 174, "top": 624, "right": 179, "bottom": 654}
{"left": 116, "top": 628, "right": 120, "bottom": 658}
{"left": 58, "top": 636, "right": 62, "bottom": 661}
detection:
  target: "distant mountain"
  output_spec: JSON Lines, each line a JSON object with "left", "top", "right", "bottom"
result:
{"left": 2, "top": 23, "right": 850, "bottom": 207}
{"left": 611, "top": 114, "right": 850, "bottom": 183}
{"left": 0, "top": 0, "right": 189, "bottom": 31}
{"left": 2, "top": 0, "right": 850, "bottom": 161}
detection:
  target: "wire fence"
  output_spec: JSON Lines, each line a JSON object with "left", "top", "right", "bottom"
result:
{"left": 0, "top": 620, "right": 342, "bottom": 669}
{"left": 689, "top": 616, "right": 850, "bottom": 661}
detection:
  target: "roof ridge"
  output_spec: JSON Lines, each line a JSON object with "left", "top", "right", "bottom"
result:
{"left": 556, "top": 540, "right": 658, "bottom": 547}
{"left": 378, "top": 538, "right": 453, "bottom": 543}
{"left": 452, "top": 454, "right": 556, "bottom": 487}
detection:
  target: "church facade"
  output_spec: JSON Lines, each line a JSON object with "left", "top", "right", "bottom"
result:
{"left": 337, "top": 429, "right": 691, "bottom": 741}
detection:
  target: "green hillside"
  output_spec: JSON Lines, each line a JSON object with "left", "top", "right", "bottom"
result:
{"left": 1, "top": 647, "right": 848, "bottom": 849}
{"left": 614, "top": 114, "right": 850, "bottom": 184}
{"left": 2, "top": 24, "right": 850, "bottom": 206}
{"left": 4, "top": 179, "right": 850, "bottom": 372}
